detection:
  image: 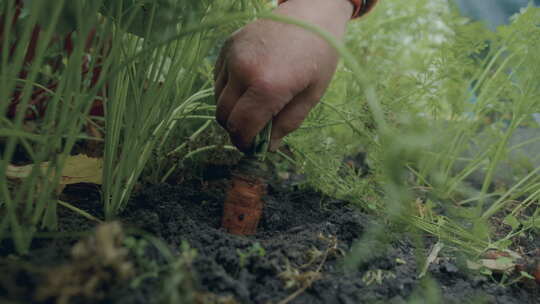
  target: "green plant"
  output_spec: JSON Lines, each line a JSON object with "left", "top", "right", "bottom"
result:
{"left": 281, "top": 0, "right": 539, "bottom": 270}
{"left": 160, "top": 241, "right": 199, "bottom": 304}
{"left": 123, "top": 237, "right": 160, "bottom": 288}
{"left": 237, "top": 242, "right": 266, "bottom": 268}
{"left": 0, "top": 0, "right": 109, "bottom": 253}
{"left": 125, "top": 235, "right": 200, "bottom": 304}
{"left": 0, "top": 0, "right": 259, "bottom": 252}
{"left": 99, "top": 0, "right": 261, "bottom": 218}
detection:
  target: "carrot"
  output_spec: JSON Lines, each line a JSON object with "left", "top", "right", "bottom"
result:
{"left": 222, "top": 157, "right": 268, "bottom": 235}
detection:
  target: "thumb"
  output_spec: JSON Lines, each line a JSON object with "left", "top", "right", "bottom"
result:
{"left": 226, "top": 85, "right": 290, "bottom": 152}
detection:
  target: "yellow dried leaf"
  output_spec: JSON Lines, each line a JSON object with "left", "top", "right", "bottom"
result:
{"left": 479, "top": 258, "right": 516, "bottom": 272}
{"left": 6, "top": 164, "right": 32, "bottom": 179}
{"left": 6, "top": 155, "right": 102, "bottom": 185}
{"left": 43, "top": 154, "right": 102, "bottom": 185}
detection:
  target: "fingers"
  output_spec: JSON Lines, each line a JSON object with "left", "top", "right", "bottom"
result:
{"left": 214, "top": 68, "right": 227, "bottom": 104}
{"left": 215, "top": 78, "right": 244, "bottom": 129}
{"left": 214, "top": 37, "right": 234, "bottom": 106}
{"left": 214, "top": 38, "right": 233, "bottom": 82}
{"left": 269, "top": 88, "right": 321, "bottom": 151}
{"left": 226, "top": 84, "right": 291, "bottom": 152}
{"left": 216, "top": 76, "right": 319, "bottom": 153}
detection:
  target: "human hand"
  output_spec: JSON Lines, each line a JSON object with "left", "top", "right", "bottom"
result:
{"left": 214, "top": 0, "right": 353, "bottom": 153}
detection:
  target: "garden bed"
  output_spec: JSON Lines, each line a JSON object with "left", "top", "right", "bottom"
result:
{"left": 1, "top": 164, "right": 538, "bottom": 304}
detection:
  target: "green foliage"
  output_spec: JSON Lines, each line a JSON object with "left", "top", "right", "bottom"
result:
{"left": 101, "top": 0, "right": 214, "bottom": 40}
{"left": 158, "top": 241, "right": 199, "bottom": 304}
{"left": 125, "top": 235, "right": 199, "bottom": 303}
{"left": 237, "top": 242, "right": 266, "bottom": 268}
{"left": 287, "top": 0, "right": 540, "bottom": 258}
{"left": 0, "top": 0, "right": 259, "bottom": 252}
{"left": 1, "top": 0, "right": 107, "bottom": 253}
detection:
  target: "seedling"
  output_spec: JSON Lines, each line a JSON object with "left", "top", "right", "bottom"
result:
{"left": 277, "top": 234, "right": 339, "bottom": 304}
{"left": 361, "top": 269, "right": 397, "bottom": 286}
{"left": 236, "top": 242, "right": 266, "bottom": 268}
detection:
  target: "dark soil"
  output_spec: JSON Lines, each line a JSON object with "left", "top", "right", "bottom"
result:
{"left": 1, "top": 166, "right": 538, "bottom": 304}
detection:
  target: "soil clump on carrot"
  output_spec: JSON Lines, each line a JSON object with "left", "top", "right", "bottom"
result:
{"left": 0, "top": 164, "right": 538, "bottom": 304}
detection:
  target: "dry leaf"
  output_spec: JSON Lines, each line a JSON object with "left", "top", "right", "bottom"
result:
{"left": 467, "top": 249, "right": 523, "bottom": 273}
{"left": 6, "top": 154, "right": 103, "bottom": 185}
{"left": 419, "top": 241, "right": 444, "bottom": 278}
{"left": 479, "top": 257, "right": 516, "bottom": 272}
{"left": 6, "top": 164, "right": 32, "bottom": 179}
{"left": 483, "top": 249, "right": 521, "bottom": 260}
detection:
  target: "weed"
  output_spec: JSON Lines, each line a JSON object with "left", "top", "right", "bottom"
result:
{"left": 160, "top": 241, "right": 199, "bottom": 304}
{"left": 237, "top": 242, "right": 266, "bottom": 268}
{"left": 277, "top": 234, "right": 341, "bottom": 304}
{"left": 123, "top": 237, "right": 160, "bottom": 288}
{"left": 35, "top": 222, "right": 134, "bottom": 304}
{"left": 361, "top": 269, "right": 397, "bottom": 286}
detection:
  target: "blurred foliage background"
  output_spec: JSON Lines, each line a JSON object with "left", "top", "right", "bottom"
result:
{"left": 289, "top": 0, "right": 540, "bottom": 257}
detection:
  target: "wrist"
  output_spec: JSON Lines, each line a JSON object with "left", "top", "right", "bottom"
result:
{"left": 277, "top": 0, "right": 353, "bottom": 25}
{"left": 278, "top": 0, "right": 353, "bottom": 20}
{"left": 278, "top": 0, "right": 378, "bottom": 19}
{"left": 320, "top": 0, "right": 356, "bottom": 20}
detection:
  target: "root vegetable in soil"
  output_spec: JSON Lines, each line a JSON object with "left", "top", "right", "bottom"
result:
{"left": 222, "top": 157, "right": 268, "bottom": 235}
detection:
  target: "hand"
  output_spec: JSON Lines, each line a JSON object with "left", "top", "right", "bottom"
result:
{"left": 214, "top": 0, "right": 353, "bottom": 152}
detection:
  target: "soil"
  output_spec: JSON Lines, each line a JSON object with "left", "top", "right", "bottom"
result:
{"left": 0, "top": 165, "right": 538, "bottom": 304}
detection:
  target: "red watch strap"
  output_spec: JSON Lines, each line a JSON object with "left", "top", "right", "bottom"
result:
{"left": 277, "top": 0, "right": 378, "bottom": 19}
{"left": 350, "top": 0, "right": 364, "bottom": 18}
{"left": 355, "top": 0, "right": 378, "bottom": 18}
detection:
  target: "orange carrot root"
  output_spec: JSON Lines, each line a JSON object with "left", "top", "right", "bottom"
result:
{"left": 222, "top": 173, "right": 266, "bottom": 235}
